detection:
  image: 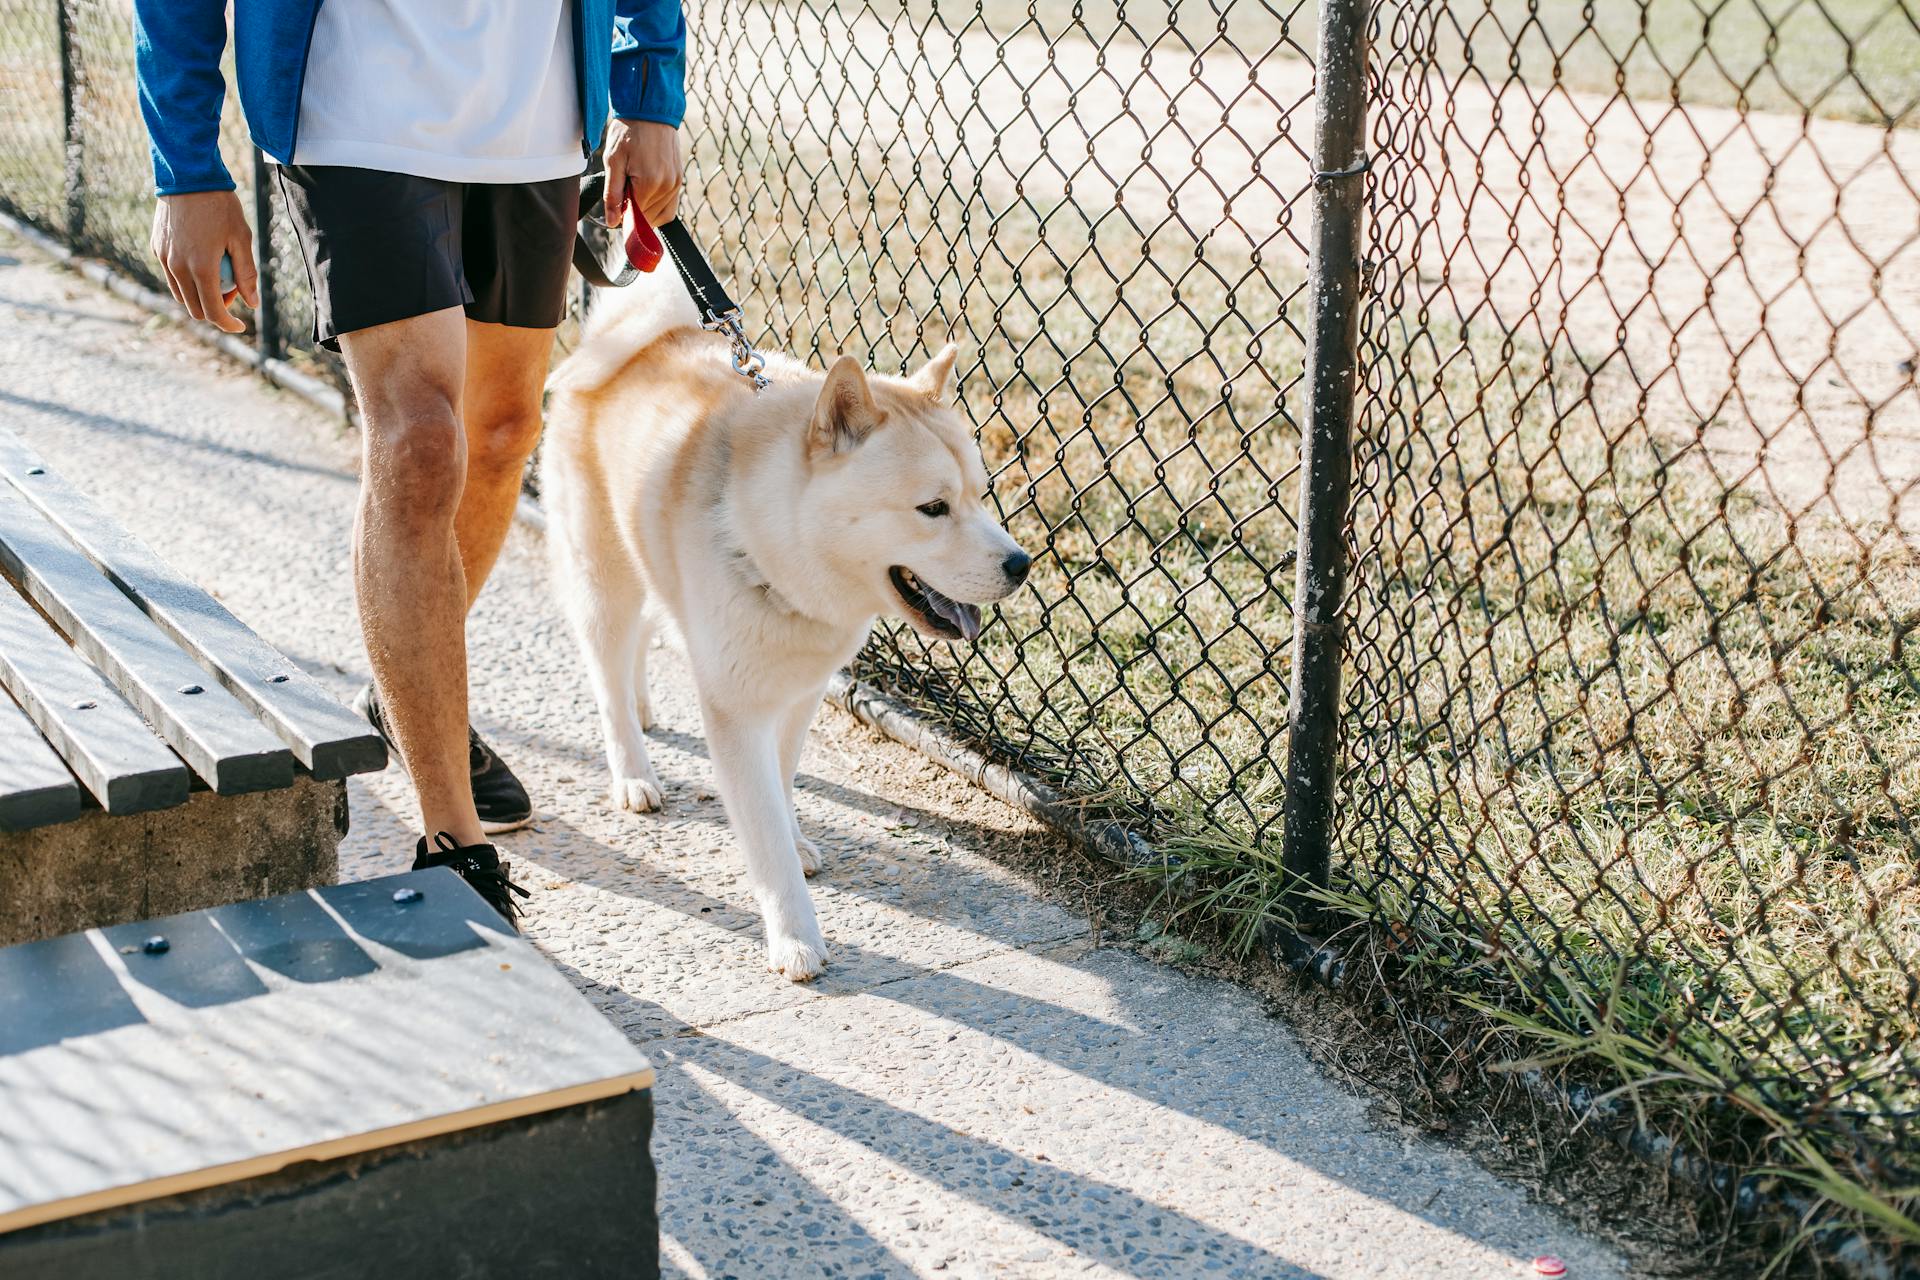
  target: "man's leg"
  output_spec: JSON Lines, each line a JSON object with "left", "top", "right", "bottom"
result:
{"left": 422, "top": 176, "right": 573, "bottom": 837}
{"left": 339, "top": 307, "right": 485, "bottom": 847}
{"left": 454, "top": 320, "right": 555, "bottom": 609}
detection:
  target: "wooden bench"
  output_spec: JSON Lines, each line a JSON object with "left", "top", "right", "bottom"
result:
{"left": 0, "top": 426, "right": 385, "bottom": 945}
{"left": 0, "top": 868, "right": 660, "bottom": 1278}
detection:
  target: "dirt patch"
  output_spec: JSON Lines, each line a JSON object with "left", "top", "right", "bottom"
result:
{"left": 1388, "top": 69, "right": 1920, "bottom": 537}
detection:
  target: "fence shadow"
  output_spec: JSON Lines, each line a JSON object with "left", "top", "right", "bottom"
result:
{"left": 525, "top": 808, "right": 1566, "bottom": 1274}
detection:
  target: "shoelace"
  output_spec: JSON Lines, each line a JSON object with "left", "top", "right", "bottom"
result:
{"left": 456, "top": 859, "right": 530, "bottom": 925}
{"left": 425, "top": 833, "right": 531, "bottom": 924}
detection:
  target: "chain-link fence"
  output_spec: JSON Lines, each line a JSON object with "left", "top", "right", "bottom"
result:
{"left": 3, "top": 0, "right": 1916, "bottom": 1260}
{"left": 1340, "top": 0, "right": 1919, "bottom": 1259}
{"left": 0, "top": 0, "right": 322, "bottom": 373}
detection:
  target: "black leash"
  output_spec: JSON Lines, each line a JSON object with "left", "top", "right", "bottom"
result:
{"left": 574, "top": 172, "right": 770, "bottom": 391}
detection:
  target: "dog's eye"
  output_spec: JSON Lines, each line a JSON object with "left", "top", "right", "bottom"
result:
{"left": 917, "top": 500, "right": 950, "bottom": 518}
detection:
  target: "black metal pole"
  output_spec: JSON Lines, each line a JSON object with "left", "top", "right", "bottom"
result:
{"left": 251, "top": 149, "right": 280, "bottom": 359}
{"left": 1279, "top": 0, "right": 1370, "bottom": 916}
{"left": 56, "top": 0, "right": 81, "bottom": 240}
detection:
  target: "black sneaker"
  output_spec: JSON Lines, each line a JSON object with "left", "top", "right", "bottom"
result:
{"left": 354, "top": 684, "right": 534, "bottom": 834}
{"left": 414, "top": 832, "right": 531, "bottom": 929}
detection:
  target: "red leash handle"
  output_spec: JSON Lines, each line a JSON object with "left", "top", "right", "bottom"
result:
{"left": 626, "top": 218, "right": 662, "bottom": 273}
{"left": 611, "top": 180, "right": 663, "bottom": 273}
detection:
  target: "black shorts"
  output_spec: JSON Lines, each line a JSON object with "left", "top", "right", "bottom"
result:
{"left": 272, "top": 164, "right": 578, "bottom": 350}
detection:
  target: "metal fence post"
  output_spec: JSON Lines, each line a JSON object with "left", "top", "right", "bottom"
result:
{"left": 251, "top": 149, "right": 280, "bottom": 360}
{"left": 1279, "top": 0, "right": 1370, "bottom": 917}
{"left": 55, "top": 0, "right": 81, "bottom": 240}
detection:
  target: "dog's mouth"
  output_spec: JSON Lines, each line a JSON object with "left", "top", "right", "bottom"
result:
{"left": 889, "top": 567, "right": 983, "bottom": 642}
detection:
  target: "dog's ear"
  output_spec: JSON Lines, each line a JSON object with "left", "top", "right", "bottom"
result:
{"left": 908, "top": 343, "right": 961, "bottom": 404}
{"left": 809, "top": 355, "right": 886, "bottom": 458}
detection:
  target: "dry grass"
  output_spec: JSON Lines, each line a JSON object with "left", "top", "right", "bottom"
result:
{"left": 1116, "top": 310, "right": 1920, "bottom": 1252}
{"left": 1341, "top": 319, "right": 1920, "bottom": 1224}
{"left": 0, "top": 1, "right": 64, "bottom": 227}
{"left": 1414, "top": 0, "right": 1920, "bottom": 127}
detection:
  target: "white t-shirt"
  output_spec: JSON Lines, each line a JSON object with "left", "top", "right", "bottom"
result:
{"left": 290, "top": 0, "right": 586, "bottom": 183}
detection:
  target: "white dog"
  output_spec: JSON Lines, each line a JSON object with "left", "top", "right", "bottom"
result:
{"left": 542, "top": 271, "right": 1029, "bottom": 980}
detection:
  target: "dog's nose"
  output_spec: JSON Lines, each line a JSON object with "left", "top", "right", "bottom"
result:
{"left": 1002, "top": 549, "right": 1032, "bottom": 585}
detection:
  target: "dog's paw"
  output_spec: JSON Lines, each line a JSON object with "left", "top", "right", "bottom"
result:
{"left": 766, "top": 933, "right": 828, "bottom": 982}
{"left": 795, "top": 831, "right": 823, "bottom": 877}
{"left": 633, "top": 687, "right": 653, "bottom": 732}
{"left": 610, "top": 770, "right": 665, "bottom": 813}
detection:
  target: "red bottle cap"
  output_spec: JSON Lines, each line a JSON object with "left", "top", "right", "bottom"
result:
{"left": 1532, "top": 1258, "right": 1567, "bottom": 1278}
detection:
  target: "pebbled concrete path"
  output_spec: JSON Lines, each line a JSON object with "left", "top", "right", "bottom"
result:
{"left": 0, "top": 227, "right": 1628, "bottom": 1279}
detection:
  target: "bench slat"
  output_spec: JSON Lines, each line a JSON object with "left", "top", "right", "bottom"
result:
{"left": 0, "top": 430, "right": 385, "bottom": 779}
{"left": 0, "top": 687, "right": 82, "bottom": 831}
{"left": 0, "top": 581, "right": 188, "bottom": 814}
{"left": 0, "top": 484, "right": 294, "bottom": 794}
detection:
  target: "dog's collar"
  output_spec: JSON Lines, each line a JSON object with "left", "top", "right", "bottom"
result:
{"left": 724, "top": 540, "right": 806, "bottom": 619}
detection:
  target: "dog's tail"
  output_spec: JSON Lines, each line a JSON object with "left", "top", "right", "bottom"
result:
{"left": 547, "top": 262, "right": 703, "bottom": 396}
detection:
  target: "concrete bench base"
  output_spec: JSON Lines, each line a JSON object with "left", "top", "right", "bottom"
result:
{"left": 0, "top": 775, "right": 345, "bottom": 947}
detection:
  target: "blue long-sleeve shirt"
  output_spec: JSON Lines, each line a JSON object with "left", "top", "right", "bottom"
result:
{"left": 133, "top": 0, "right": 686, "bottom": 196}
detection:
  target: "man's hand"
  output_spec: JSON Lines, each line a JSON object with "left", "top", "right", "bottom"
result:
{"left": 604, "top": 118, "right": 683, "bottom": 229}
{"left": 150, "top": 191, "right": 258, "bottom": 334}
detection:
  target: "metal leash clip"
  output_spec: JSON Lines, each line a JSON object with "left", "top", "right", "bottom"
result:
{"left": 574, "top": 188, "right": 773, "bottom": 392}
{"left": 706, "top": 307, "right": 770, "bottom": 392}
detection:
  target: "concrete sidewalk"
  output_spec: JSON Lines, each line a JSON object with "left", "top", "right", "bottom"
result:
{"left": 0, "top": 228, "right": 1628, "bottom": 1279}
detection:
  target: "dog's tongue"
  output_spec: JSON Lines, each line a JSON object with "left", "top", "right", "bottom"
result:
{"left": 926, "top": 588, "right": 983, "bottom": 641}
